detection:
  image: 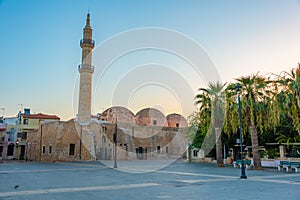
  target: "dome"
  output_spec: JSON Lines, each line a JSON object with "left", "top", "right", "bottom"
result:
{"left": 98, "top": 106, "right": 135, "bottom": 124}
{"left": 136, "top": 108, "right": 167, "bottom": 126}
{"left": 166, "top": 113, "right": 188, "bottom": 128}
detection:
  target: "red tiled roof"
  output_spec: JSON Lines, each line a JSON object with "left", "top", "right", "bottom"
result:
{"left": 21, "top": 113, "right": 60, "bottom": 120}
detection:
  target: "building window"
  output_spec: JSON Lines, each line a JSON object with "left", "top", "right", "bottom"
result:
{"left": 17, "top": 132, "right": 23, "bottom": 138}
{"left": 176, "top": 123, "right": 179, "bottom": 128}
{"left": 157, "top": 146, "right": 160, "bottom": 154}
{"left": 17, "top": 132, "right": 27, "bottom": 139}
{"left": 23, "top": 119, "right": 29, "bottom": 125}
{"left": 22, "top": 132, "right": 27, "bottom": 140}
{"left": 153, "top": 120, "right": 157, "bottom": 125}
{"left": 49, "top": 146, "right": 52, "bottom": 154}
{"left": 69, "top": 144, "right": 75, "bottom": 156}
{"left": 42, "top": 146, "right": 46, "bottom": 154}
{"left": 102, "top": 135, "right": 106, "bottom": 144}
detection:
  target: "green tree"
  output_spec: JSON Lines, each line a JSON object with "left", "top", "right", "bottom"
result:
{"left": 277, "top": 64, "right": 300, "bottom": 134}
{"left": 186, "top": 111, "right": 206, "bottom": 149}
{"left": 195, "top": 82, "right": 226, "bottom": 167}
{"left": 185, "top": 111, "right": 210, "bottom": 162}
{"left": 226, "top": 73, "right": 272, "bottom": 169}
{"left": 187, "top": 90, "right": 212, "bottom": 148}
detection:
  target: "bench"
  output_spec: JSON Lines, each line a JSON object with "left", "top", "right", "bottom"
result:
{"left": 278, "top": 161, "right": 300, "bottom": 172}
{"left": 233, "top": 159, "right": 251, "bottom": 169}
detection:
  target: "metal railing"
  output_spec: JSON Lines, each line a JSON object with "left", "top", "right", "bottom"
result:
{"left": 78, "top": 64, "right": 94, "bottom": 72}
{"left": 80, "top": 39, "right": 95, "bottom": 46}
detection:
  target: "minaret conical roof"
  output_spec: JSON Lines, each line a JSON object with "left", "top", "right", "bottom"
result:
{"left": 86, "top": 13, "right": 91, "bottom": 27}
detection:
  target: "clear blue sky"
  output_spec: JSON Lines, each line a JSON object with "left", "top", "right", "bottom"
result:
{"left": 1, "top": 0, "right": 300, "bottom": 120}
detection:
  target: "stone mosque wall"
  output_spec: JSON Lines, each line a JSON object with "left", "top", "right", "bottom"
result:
{"left": 27, "top": 107, "right": 188, "bottom": 162}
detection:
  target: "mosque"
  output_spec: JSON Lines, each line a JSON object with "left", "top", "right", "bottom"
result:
{"left": 26, "top": 14, "right": 188, "bottom": 162}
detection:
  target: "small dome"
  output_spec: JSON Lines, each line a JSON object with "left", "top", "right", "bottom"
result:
{"left": 166, "top": 113, "right": 188, "bottom": 128}
{"left": 136, "top": 108, "right": 167, "bottom": 126}
{"left": 98, "top": 106, "right": 135, "bottom": 124}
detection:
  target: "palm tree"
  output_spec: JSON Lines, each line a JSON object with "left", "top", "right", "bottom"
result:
{"left": 195, "top": 81, "right": 226, "bottom": 167}
{"left": 277, "top": 64, "right": 300, "bottom": 134}
{"left": 223, "top": 84, "right": 239, "bottom": 138}
{"left": 232, "top": 73, "right": 271, "bottom": 169}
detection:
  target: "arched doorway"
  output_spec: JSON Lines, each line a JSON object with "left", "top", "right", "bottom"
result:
{"left": 136, "top": 147, "right": 143, "bottom": 160}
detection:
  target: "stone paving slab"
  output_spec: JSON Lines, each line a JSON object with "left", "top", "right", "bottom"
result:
{"left": 0, "top": 160, "right": 300, "bottom": 200}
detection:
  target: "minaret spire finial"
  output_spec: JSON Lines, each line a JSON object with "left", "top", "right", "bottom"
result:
{"left": 86, "top": 13, "right": 90, "bottom": 26}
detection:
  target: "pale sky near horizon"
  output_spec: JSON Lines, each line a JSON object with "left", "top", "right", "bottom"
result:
{"left": 0, "top": 0, "right": 300, "bottom": 120}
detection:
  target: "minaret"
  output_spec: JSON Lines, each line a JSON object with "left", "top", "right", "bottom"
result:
{"left": 78, "top": 13, "right": 95, "bottom": 123}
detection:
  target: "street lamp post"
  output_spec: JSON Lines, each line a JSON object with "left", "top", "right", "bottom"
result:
{"left": 113, "top": 118, "right": 118, "bottom": 168}
{"left": 236, "top": 83, "right": 247, "bottom": 179}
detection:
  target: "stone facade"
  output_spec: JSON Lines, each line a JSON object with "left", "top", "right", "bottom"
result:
{"left": 26, "top": 129, "right": 40, "bottom": 161}
{"left": 27, "top": 119, "right": 187, "bottom": 162}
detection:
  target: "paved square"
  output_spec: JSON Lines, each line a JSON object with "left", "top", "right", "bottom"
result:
{"left": 1, "top": 160, "right": 300, "bottom": 200}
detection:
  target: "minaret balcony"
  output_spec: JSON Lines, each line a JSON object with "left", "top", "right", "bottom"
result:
{"left": 80, "top": 39, "right": 95, "bottom": 48}
{"left": 78, "top": 64, "right": 94, "bottom": 73}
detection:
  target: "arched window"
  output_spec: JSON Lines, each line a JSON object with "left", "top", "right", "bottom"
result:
{"left": 102, "top": 135, "right": 106, "bottom": 144}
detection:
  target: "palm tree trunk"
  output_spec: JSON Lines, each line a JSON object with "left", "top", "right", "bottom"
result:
{"left": 215, "top": 127, "right": 224, "bottom": 167}
{"left": 250, "top": 126, "right": 262, "bottom": 169}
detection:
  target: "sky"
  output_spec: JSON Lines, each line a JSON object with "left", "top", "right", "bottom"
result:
{"left": 0, "top": 0, "right": 300, "bottom": 120}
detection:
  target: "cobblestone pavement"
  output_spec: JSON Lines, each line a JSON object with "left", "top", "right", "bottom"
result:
{"left": 0, "top": 159, "right": 300, "bottom": 200}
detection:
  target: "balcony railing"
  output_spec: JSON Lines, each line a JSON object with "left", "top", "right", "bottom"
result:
{"left": 78, "top": 64, "right": 94, "bottom": 73}
{"left": 80, "top": 39, "right": 95, "bottom": 47}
